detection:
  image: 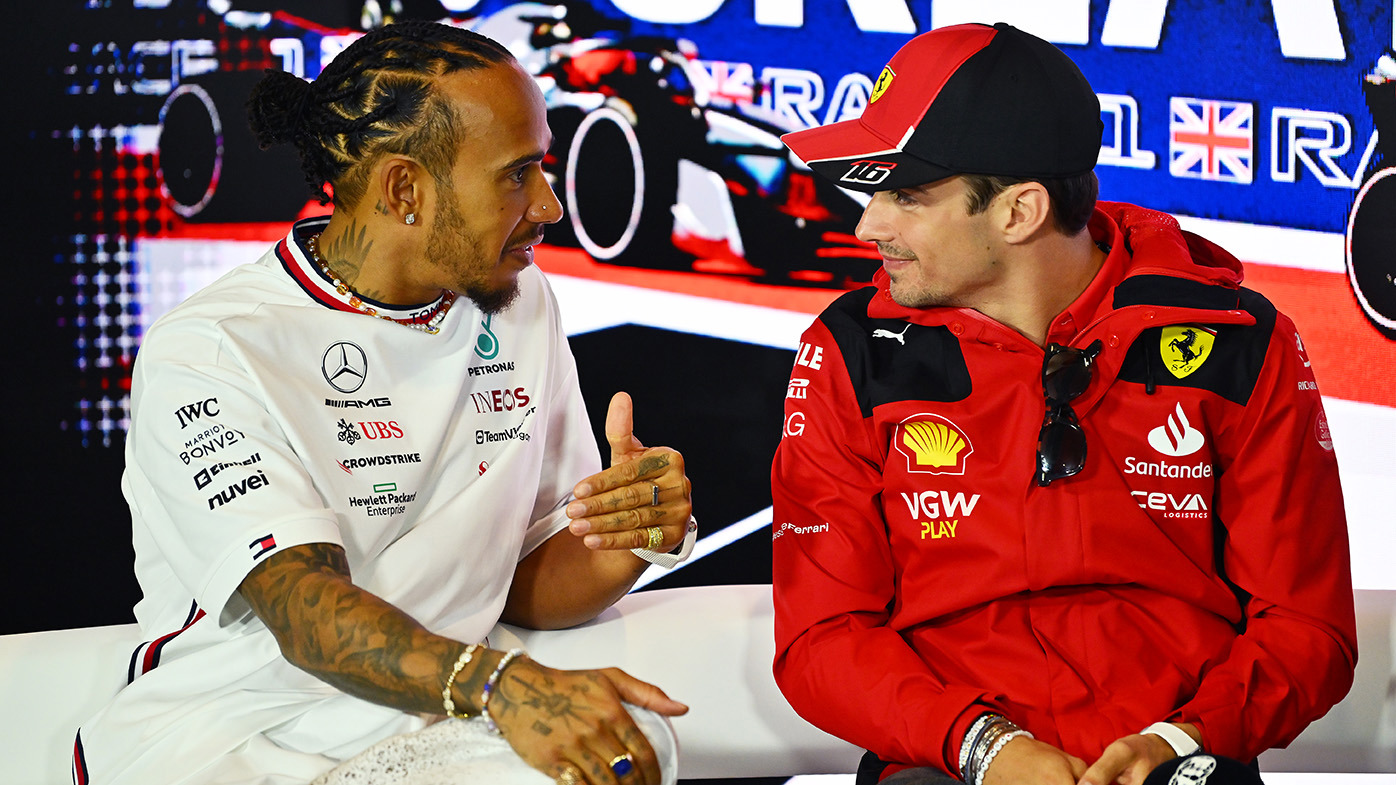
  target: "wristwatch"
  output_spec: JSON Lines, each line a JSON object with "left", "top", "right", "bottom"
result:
{"left": 1141, "top": 722, "right": 1201, "bottom": 757}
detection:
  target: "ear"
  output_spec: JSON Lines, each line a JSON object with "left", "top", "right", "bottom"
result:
{"left": 1000, "top": 182, "right": 1051, "bottom": 245}
{"left": 377, "top": 157, "right": 427, "bottom": 225}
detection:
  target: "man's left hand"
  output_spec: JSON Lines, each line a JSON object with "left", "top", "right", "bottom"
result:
{"left": 566, "top": 392, "right": 693, "bottom": 552}
{"left": 1078, "top": 724, "right": 1199, "bottom": 785}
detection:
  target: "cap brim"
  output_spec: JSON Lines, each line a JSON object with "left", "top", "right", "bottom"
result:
{"left": 782, "top": 119, "right": 957, "bottom": 193}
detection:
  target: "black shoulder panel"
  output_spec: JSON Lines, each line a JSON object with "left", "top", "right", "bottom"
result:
{"left": 1116, "top": 287, "right": 1278, "bottom": 406}
{"left": 1113, "top": 275, "right": 1242, "bottom": 310}
{"left": 819, "top": 288, "right": 972, "bottom": 417}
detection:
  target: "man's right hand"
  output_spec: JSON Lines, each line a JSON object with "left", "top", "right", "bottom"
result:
{"left": 489, "top": 657, "right": 688, "bottom": 785}
{"left": 984, "top": 736, "right": 1088, "bottom": 785}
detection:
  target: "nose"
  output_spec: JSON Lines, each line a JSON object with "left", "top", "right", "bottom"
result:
{"left": 854, "top": 195, "right": 889, "bottom": 244}
{"left": 529, "top": 177, "right": 564, "bottom": 225}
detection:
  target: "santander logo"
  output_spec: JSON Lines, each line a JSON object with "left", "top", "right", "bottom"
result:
{"left": 1148, "top": 403, "right": 1205, "bottom": 457}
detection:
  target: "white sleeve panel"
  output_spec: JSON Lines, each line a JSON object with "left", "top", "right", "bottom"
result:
{"left": 125, "top": 320, "right": 343, "bottom": 626}
{"left": 520, "top": 273, "right": 602, "bottom": 560}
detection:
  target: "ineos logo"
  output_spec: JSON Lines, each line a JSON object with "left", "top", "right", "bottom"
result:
{"left": 322, "top": 342, "right": 368, "bottom": 394}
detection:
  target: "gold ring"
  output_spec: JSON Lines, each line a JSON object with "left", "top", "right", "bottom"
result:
{"left": 643, "top": 525, "right": 664, "bottom": 551}
{"left": 556, "top": 764, "right": 583, "bottom": 785}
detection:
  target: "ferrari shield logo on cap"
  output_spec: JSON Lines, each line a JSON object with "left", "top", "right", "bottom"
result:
{"left": 1161, "top": 325, "right": 1216, "bottom": 379}
{"left": 870, "top": 65, "right": 895, "bottom": 103}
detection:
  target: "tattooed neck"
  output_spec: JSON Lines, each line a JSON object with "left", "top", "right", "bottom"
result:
{"left": 322, "top": 218, "right": 375, "bottom": 288}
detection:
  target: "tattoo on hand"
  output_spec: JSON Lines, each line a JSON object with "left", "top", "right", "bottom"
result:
{"left": 499, "top": 671, "right": 589, "bottom": 730}
{"left": 635, "top": 454, "right": 670, "bottom": 476}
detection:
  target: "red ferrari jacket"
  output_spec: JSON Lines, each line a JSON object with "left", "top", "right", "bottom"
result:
{"left": 771, "top": 203, "right": 1356, "bottom": 776}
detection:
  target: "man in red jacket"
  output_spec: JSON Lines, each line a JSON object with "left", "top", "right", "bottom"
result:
{"left": 771, "top": 22, "right": 1357, "bottom": 785}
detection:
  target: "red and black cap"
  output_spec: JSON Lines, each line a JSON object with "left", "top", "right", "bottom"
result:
{"left": 782, "top": 23, "right": 1102, "bottom": 192}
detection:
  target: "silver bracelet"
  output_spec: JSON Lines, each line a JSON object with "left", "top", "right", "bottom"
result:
{"left": 959, "top": 713, "right": 996, "bottom": 778}
{"left": 966, "top": 719, "right": 1009, "bottom": 782}
{"left": 974, "top": 729, "right": 1031, "bottom": 785}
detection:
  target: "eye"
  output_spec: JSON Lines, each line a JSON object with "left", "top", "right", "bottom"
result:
{"left": 889, "top": 189, "right": 917, "bottom": 206}
{"left": 509, "top": 167, "right": 527, "bottom": 184}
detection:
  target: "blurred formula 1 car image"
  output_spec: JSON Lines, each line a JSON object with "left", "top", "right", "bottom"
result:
{"left": 471, "top": 2, "right": 880, "bottom": 285}
{"left": 151, "top": 1, "right": 877, "bottom": 285}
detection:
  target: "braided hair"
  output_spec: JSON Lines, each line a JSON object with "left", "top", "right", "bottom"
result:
{"left": 247, "top": 21, "right": 514, "bottom": 207}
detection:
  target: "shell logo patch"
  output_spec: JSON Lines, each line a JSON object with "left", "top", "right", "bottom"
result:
{"left": 870, "top": 65, "right": 895, "bottom": 103}
{"left": 1161, "top": 325, "right": 1216, "bottom": 379}
{"left": 894, "top": 413, "right": 973, "bottom": 475}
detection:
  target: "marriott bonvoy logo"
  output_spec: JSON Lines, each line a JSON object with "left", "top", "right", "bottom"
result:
{"left": 893, "top": 414, "right": 973, "bottom": 475}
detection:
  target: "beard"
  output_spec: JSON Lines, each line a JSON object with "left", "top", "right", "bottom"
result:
{"left": 426, "top": 188, "right": 520, "bottom": 316}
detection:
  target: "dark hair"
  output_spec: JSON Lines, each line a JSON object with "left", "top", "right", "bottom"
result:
{"left": 246, "top": 21, "right": 513, "bottom": 207}
{"left": 961, "top": 171, "right": 1099, "bottom": 235}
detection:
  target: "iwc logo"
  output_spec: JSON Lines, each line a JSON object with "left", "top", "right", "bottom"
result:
{"left": 1160, "top": 326, "right": 1216, "bottom": 379}
{"left": 893, "top": 414, "right": 973, "bottom": 475}
{"left": 322, "top": 342, "right": 368, "bottom": 393}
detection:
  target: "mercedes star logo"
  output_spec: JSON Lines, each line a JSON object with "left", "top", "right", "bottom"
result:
{"left": 322, "top": 342, "right": 368, "bottom": 393}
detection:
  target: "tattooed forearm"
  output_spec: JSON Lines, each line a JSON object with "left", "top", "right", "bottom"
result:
{"left": 322, "top": 219, "right": 374, "bottom": 285}
{"left": 238, "top": 543, "right": 495, "bottom": 715}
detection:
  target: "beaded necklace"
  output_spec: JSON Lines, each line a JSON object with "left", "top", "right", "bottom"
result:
{"left": 306, "top": 232, "right": 456, "bottom": 335}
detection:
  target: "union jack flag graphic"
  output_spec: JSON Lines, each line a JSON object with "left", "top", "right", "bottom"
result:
{"left": 1169, "top": 97, "right": 1254, "bottom": 184}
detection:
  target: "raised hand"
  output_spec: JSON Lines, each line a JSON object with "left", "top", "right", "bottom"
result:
{"left": 567, "top": 392, "right": 692, "bottom": 553}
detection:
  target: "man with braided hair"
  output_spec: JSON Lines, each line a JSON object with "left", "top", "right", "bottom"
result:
{"left": 76, "top": 21, "right": 695, "bottom": 785}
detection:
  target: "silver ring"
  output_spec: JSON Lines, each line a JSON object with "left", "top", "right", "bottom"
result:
{"left": 650, "top": 484, "right": 660, "bottom": 506}
{"left": 556, "top": 764, "right": 582, "bottom": 785}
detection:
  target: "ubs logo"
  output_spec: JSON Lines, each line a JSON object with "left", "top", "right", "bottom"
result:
{"left": 322, "top": 342, "right": 368, "bottom": 394}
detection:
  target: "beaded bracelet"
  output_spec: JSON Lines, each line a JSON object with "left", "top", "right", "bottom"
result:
{"left": 480, "top": 648, "right": 526, "bottom": 734}
{"left": 966, "top": 719, "right": 1010, "bottom": 782}
{"left": 441, "top": 643, "right": 482, "bottom": 719}
{"left": 974, "top": 729, "right": 1031, "bottom": 785}
{"left": 959, "top": 713, "right": 996, "bottom": 778}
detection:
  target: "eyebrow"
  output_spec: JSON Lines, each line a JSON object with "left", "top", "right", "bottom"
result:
{"left": 498, "top": 137, "right": 555, "bottom": 173}
{"left": 499, "top": 151, "right": 546, "bottom": 172}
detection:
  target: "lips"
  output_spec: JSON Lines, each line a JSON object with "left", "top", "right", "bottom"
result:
{"left": 504, "top": 232, "right": 544, "bottom": 265}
